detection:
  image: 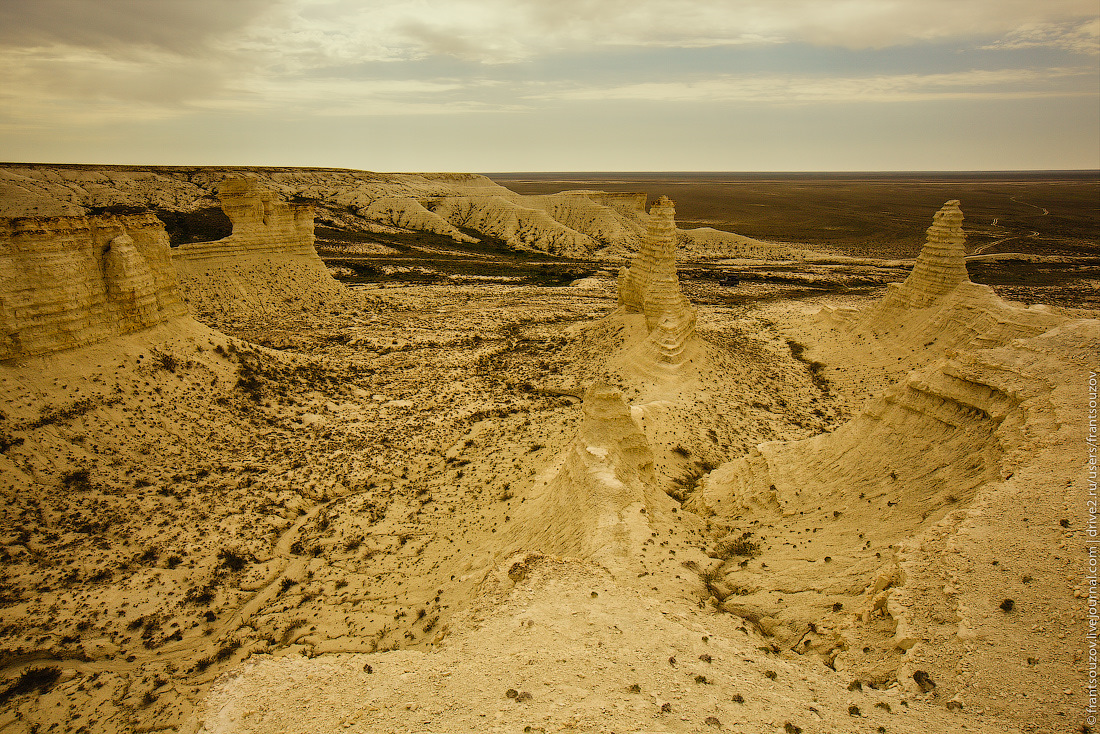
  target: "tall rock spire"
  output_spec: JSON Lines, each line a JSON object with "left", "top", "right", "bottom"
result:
{"left": 899, "top": 200, "right": 969, "bottom": 307}
{"left": 616, "top": 196, "right": 696, "bottom": 364}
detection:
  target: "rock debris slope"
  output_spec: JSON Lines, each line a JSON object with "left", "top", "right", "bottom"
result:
{"left": 499, "top": 383, "right": 658, "bottom": 574}
{"left": 188, "top": 557, "right": 1007, "bottom": 734}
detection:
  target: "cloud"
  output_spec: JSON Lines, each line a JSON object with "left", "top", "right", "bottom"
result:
{"left": 0, "top": 0, "right": 1095, "bottom": 134}
{"left": 219, "top": 76, "right": 515, "bottom": 116}
{"left": 527, "top": 68, "right": 1098, "bottom": 104}
{"left": 981, "top": 18, "right": 1100, "bottom": 55}
{"left": 0, "top": 0, "right": 274, "bottom": 55}
{"left": 255, "top": 0, "right": 1100, "bottom": 66}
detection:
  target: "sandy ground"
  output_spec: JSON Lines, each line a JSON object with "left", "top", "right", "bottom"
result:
{"left": 0, "top": 263, "right": 1093, "bottom": 733}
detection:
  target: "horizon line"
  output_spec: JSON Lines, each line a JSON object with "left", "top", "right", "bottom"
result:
{"left": 1, "top": 161, "right": 1098, "bottom": 176}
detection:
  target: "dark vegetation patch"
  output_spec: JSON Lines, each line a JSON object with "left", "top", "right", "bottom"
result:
{"left": 0, "top": 667, "right": 62, "bottom": 704}
{"left": 715, "top": 532, "right": 762, "bottom": 559}
{"left": 314, "top": 217, "right": 597, "bottom": 286}
{"left": 86, "top": 204, "right": 148, "bottom": 216}
{"left": 786, "top": 340, "right": 830, "bottom": 395}
{"left": 26, "top": 396, "right": 121, "bottom": 430}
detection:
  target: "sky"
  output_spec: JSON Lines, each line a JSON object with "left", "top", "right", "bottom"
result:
{"left": 0, "top": 0, "right": 1097, "bottom": 172}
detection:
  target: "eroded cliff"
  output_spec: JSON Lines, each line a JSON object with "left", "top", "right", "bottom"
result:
{"left": 172, "top": 176, "right": 346, "bottom": 322}
{"left": 0, "top": 165, "right": 795, "bottom": 261}
{"left": 0, "top": 213, "right": 186, "bottom": 360}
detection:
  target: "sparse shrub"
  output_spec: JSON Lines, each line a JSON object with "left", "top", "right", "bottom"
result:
{"left": 697, "top": 565, "right": 725, "bottom": 598}
{"left": 0, "top": 667, "right": 62, "bottom": 704}
{"left": 60, "top": 469, "right": 92, "bottom": 492}
{"left": 185, "top": 586, "right": 215, "bottom": 606}
{"left": 87, "top": 568, "right": 113, "bottom": 583}
{"left": 138, "top": 546, "right": 159, "bottom": 564}
{"left": 218, "top": 548, "right": 250, "bottom": 572}
{"left": 214, "top": 640, "right": 241, "bottom": 662}
{"left": 668, "top": 468, "right": 703, "bottom": 502}
{"left": 715, "top": 532, "right": 761, "bottom": 560}
{"left": 151, "top": 349, "right": 178, "bottom": 373}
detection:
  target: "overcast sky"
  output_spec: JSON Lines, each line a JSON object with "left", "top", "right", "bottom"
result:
{"left": 1, "top": 0, "right": 1097, "bottom": 171}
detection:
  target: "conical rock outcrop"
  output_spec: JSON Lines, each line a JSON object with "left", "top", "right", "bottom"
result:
{"left": 894, "top": 199, "right": 969, "bottom": 308}
{"left": 616, "top": 196, "right": 697, "bottom": 365}
{"left": 503, "top": 383, "right": 654, "bottom": 572}
{"left": 822, "top": 200, "right": 1066, "bottom": 357}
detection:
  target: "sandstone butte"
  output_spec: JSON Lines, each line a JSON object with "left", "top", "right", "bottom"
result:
{"left": 0, "top": 176, "right": 1094, "bottom": 734}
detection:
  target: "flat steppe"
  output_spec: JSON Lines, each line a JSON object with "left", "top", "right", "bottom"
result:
{"left": 486, "top": 171, "right": 1100, "bottom": 258}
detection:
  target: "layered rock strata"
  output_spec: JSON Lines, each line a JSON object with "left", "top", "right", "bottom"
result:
{"left": 616, "top": 196, "right": 697, "bottom": 365}
{"left": 171, "top": 176, "right": 345, "bottom": 319}
{"left": 893, "top": 199, "right": 969, "bottom": 308}
{"left": 0, "top": 213, "right": 186, "bottom": 360}
{"left": 690, "top": 317, "right": 1095, "bottom": 726}
{"left": 174, "top": 176, "right": 320, "bottom": 262}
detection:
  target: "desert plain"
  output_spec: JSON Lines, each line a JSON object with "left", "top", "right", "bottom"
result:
{"left": 0, "top": 165, "right": 1097, "bottom": 734}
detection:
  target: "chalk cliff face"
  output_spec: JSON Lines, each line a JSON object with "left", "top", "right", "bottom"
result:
{"left": 361, "top": 196, "right": 478, "bottom": 243}
{"left": 0, "top": 213, "right": 186, "bottom": 360}
{"left": 174, "top": 176, "right": 318, "bottom": 261}
{"left": 171, "top": 176, "right": 345, "bottom": 321}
